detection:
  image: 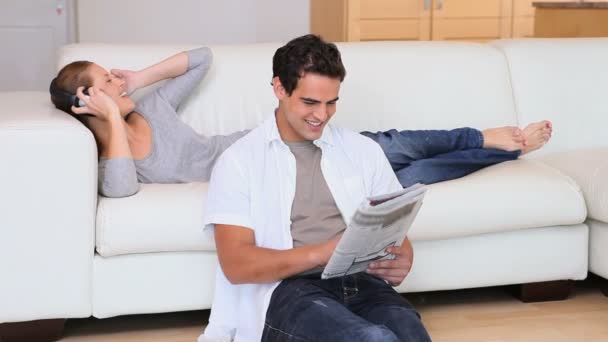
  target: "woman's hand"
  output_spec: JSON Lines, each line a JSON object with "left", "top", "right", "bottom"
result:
{"left": 71, "top": 86, "right": 121, "bottom": 121}
{"left": 110, "top": 69, "right": 141, "bottom": 95}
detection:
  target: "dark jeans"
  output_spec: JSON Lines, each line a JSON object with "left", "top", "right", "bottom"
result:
{"left": 361, "top": 128, "right": 520, "bottom": 187}
{"left": 261, "top": 273, "right": 431, "bottom": 342}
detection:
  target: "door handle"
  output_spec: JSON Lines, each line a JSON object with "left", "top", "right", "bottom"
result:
{"left": 437, "top": 0, "right": 443, "bottom": 10}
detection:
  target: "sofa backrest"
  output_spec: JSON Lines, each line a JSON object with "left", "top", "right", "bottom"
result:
{"left": 58, "top": 41, "right": 518, "bottom": 137}
{"left": 492, "top": 38, "right": 608, "bottom": 156}
{"left": 327, "top": 42, "right": 518, "bottom": 132}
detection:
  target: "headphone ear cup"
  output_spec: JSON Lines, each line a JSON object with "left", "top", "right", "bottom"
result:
{"left": 49, "top": 78, "right": 80, "bottom": 114}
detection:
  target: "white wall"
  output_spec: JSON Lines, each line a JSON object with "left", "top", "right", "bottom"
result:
{"left": 0, "top": 0, "right": 75, "bottom": 90}
{"left": 255, "top": 0, "right": 310, "bottom": 43}
{"left": 77, "top": 0, "right": 310, "bottom": 45}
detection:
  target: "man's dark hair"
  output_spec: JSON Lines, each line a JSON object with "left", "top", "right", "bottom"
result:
{"left": 272, "top": 34, "right": 346, "bottom": 96}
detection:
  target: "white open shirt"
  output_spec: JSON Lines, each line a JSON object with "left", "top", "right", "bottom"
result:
{"left": 201, "top": 114, "right": 401, "bottom": 342}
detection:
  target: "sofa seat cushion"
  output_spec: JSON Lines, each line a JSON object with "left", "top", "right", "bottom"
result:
{"left": 96, "top": 159, "right": 586, "bottom": 257}
{"left": 407, "top": 159, "right": 586, "bottom": 241}
{"left": 96, "top": 182, "right": 215, "bottom": 257}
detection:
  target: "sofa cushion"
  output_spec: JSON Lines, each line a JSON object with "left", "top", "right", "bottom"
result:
{"left": 331, "top": 42, "right": 518, "bottom": 133}
{"left": 96, "top": 182, "right": 215, "bottom": 257}
{"left": 538, "top": 148, "right": 608, "bottom": 223}
{"left": 96, "top": 159, "right": 586, "bottom": 256}
{"left": 492, "top": 38, "right": 608, "bottom": 156}
{"left": 408, "top": 159, "right": 586, "bottom": 241}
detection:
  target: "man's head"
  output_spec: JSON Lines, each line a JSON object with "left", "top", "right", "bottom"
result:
{"left": 272, "top": 34, "right": 346, "bottom": 142}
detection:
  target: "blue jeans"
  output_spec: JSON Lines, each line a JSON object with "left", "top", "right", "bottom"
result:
{"left": 261, "top": 273, "right": 431, "bottom": 342}
{"left": 361, "top": 128, "right": 520, "bottom": 187}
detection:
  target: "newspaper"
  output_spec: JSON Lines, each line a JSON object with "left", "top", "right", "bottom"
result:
{"left": 321, "top": 183, "right": 427, "bottom": 279}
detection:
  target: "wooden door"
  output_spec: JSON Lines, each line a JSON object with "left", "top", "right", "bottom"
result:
{"left": 431, "top": 0, "right": 511, "bottom": 41}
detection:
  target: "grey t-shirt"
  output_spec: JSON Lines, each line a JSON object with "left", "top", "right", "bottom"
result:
{"left": 98, "top": 47, "right": 249, "bottom": 197}
{"left": 286, "top": 141, "right": 346, "bottom": 248}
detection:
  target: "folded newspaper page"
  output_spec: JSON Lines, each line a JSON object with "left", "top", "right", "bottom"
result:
{"left": 321, "top": 183, "right": 427, "bottom": 279}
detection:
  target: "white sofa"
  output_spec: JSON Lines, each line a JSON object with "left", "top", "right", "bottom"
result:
{"left": 1, "top": 38, "right": 607, "bottom": 338}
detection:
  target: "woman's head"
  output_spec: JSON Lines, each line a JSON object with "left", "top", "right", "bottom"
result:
{"left": 50, "top": 61, "right": 135, "bottom": 118}
{"left": 50, "top": 61, "right": 93, "bottom": 114}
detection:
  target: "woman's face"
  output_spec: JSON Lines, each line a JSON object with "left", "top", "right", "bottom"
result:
{"left": 88, "top": 63, "right": 135, "bottom": 117}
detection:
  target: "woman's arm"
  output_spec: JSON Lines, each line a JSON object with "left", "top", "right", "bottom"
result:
{"left": 72, "top": 87, "right": 133, "bottom": 159}
{"left": 95, "top": 116, "right": 139, "bottom": 197}
{"left": 112, "top": 52, "right": 189, "bottom": 92}
{"left": 72, "top": 87, "right": 139, "bottom": 197}
{"left": 98, "top": 158, "right": 140, "bottom": 197}
{"left": 113, "top": 47, "right": 213, "bottom": 109}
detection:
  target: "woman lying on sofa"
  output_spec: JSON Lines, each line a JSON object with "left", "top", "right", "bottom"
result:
{"left": 49, "top": 47, "right": 552, "bottom": 197}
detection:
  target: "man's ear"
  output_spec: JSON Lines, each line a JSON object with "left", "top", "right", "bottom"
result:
{"left": 272, "top": 76, "right": 287, "bottom": 99}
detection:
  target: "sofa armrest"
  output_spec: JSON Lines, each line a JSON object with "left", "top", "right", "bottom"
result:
{"left": 538, "top": 148, "right": 608, "bottom": 223}
{"left": 0, "top": 92, "right": 97, "bottom": 322}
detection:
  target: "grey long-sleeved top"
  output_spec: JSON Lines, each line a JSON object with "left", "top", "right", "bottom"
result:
{"left": 98, "top": 47, "right": 249, "bottom": 197}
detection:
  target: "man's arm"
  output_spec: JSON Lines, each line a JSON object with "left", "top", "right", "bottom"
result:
{"left": 214, "top": 224, "right": 340, "bottom": 284}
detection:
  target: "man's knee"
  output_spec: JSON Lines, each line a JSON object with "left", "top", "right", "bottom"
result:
{"left": 352, "top": 325, "right": 400, "bottom": 342}
{"left": 392, "top": 310, "right": 432, "bottom": 342}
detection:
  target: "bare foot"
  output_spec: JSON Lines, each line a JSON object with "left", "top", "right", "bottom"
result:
{"left": 482, "top": 126, "right": 526, "bottom": 151}
{"left": 521, "top": 120, "right": 552, "bottom": 155}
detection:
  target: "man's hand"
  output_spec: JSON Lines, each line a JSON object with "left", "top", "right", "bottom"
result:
{"left": 366, "top": 239, "right": 413, "bottom": 286}
{"left": 111, "top": 69, "right": 141, "bottom": 95}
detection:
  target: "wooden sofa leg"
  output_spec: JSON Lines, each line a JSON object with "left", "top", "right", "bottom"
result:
{"left": 587, "top": 272, "right": 608, "bottom": 297}
{"left": 512, "top": 280, "right": 572, "bottom": 303}
{"left": 0, "top": 319, "right": 65, "bottom": 342}
{"left": 601, "top": 281, "right": 608, "bottom": 297}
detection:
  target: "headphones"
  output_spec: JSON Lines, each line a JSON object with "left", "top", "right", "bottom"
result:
{"left": 49, "top": 77, "right": 89, "bottom": 114}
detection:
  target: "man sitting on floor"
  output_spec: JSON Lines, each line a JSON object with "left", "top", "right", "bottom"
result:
{"left": 200, "top": 34, "right": 431, "bottom": 342}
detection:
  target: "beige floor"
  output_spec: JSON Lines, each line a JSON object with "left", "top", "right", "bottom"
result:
{"left": 61, "top": 280, "right": 608, "bottom": 342}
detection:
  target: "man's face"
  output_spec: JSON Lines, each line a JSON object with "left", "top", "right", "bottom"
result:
{"left": 274, "top": 73, "right": 341, "bottom": 142}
